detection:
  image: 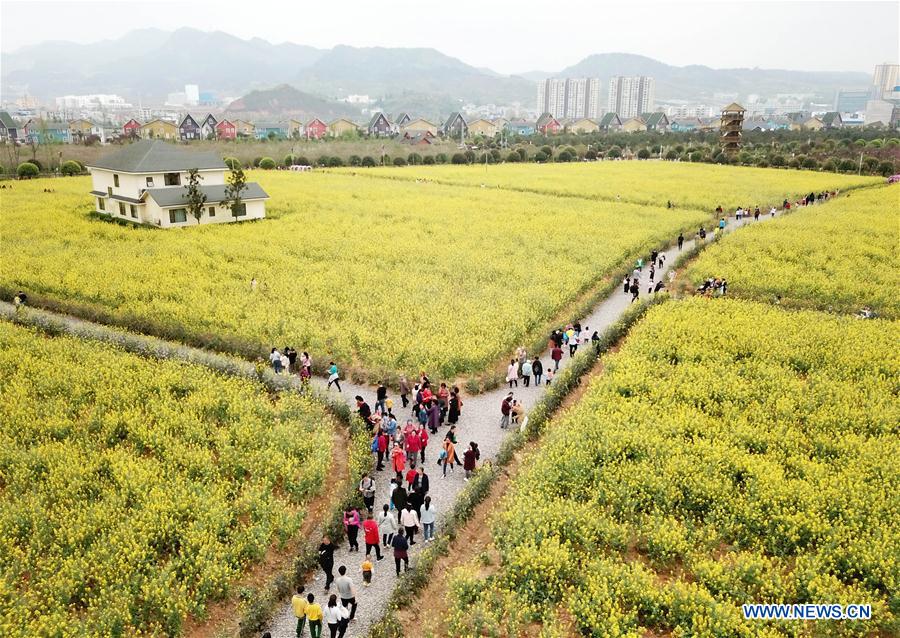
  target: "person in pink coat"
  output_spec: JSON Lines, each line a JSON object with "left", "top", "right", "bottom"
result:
{"left": 391, "top": 442, "right": 406, "bottom": 482}
{"left": 404, "top": 429, "right": 421, "bottom": 468}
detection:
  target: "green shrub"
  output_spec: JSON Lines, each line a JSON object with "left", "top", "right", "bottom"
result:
{"left": 328, "top": 156, "right": 343, "bottom": 167}
{"left": 224, "top": 157, "right": 241, "bottom": 170}
{"left": 422, "top": 155, "right": 435, "bottom": 165}
{"left": 393, "top": 157, "right": 407, "bottom": 166}
{"left": 16, "top": 162, "right": 39, "bottom": 178}
{"left": 534, "top": 151, "right": 548, "bottom": 162}
{"left": 348, "top": 155, "right": 361, "bottom": 167}
{"left": 451, "top": 153, "right": 466, "bottom": 165}
{"left": 435, "top": 153, "right": 448, "bottom": 164}
{"left": 879, "top": 160, "right": 895, "bottom": 176}
{"left": 506, "top": 151, "right": 520, "bottom": 163}
{"left": 361, "top": 156, "right": 376, "bottom": 167}
{"left": 60, "top": 160, "right": 82, "bottom": 176}
{"left": 407, "top": 153, "right": 422, "bottom": 165}
{"left": 258, "top": 157, "right": 276, "bottom": 170}
{"left": 637, "top": 148, "right": 651, "bottom": 160}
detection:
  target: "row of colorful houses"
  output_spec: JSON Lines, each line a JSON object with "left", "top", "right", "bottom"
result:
{"left": 0, "top": 107, "right": 856, "bottom": 147}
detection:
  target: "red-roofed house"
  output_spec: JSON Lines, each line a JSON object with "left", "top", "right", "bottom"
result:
{"left": 216, "top": 119, "right": 236, "bottom": 140}
{"left": 306, "top": 118, "right": 328, "bottom": 140}
{"left": 122, "top": 119, "right": 142, "bottom": 138}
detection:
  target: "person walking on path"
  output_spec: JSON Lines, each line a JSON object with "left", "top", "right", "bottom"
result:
{"left": 441, "top": 435, "right": 460, "bottom": 477}
{"left": 405, "top": 427, "right": 421, "bottom": 469}
{"left": 291, "top": 587, "right": 307, "bottom": 638}
{"left": 327, "top": 362, "right": 341, "bottom": 392}
{"left": 412, "top": 465, "right": 430, "bottom": 495}
{"left": 375, "top": 430, "right": 388, "bottom": 471}
{"left": 398, "top": 375, "right": 410, "bottom": 408}
{"left": 343, "top": 508, "right": 360, "bottom": 552}
{"left": 391, "top": 442, "right": 406, "bottom": 482}
{"left": 358, "top": 473, "right": 376, "bottom": 512}
{"left": 630, "top": 278, "right": 640, "bottom": 303}
{"left": 378, "top": 504, "right": 397, "bottom": 547}
{"left": 420, "top": 495, "right": 437, "bottom": 542}
{"left": 416, "top": 424, "right": 429, "bottom": 463}
{"left": 506, "top": 359, "right": 518, "bottom": 388}
{"left": 362, "top": 513, "right": 383, "bottom": 560}
{"left": 551, "top": 344, "right": 563, "bottom": 371}
{"left": 334, "top": 566, "right": 357, "bottom": 622}
{"left": 270, "top": 348, "right": 283, "bottom": 374}
{"left": 391, "top": 480, "right": 408, "bottom": 513}
{"left": 376, "top": 382, "right": 388, "bottom": 415}
{"left": 400, "top": 503, "right": 420, "bottom": 545}
{"left": 447, "top": 390, "right": 461, "bottom": 424}
{"left": 463, "top": 441, "right": 480, "bottom": 480}
{"left": 318, "top": 536, "right": 336, "bottom": 591}
{"left": 521, "top": 358, "right": 533, "bottom": 387}
{"left": 500, "top": 392, "right": 513, "bottom": 429}
{"left": 532, "top": 357, "right": 543, "bottom": 386}
{"left": 623, "top": 275, "right": 630, "bottom": 294}
{"left": 427, "top": 399, "right": 441, "bottom": 434}
{"left": 322, "top": 595, "right": 350, "bottom": 638}
{"left": 391, "top": 532, "right": 410, "bottom": 575}
{"left": 305, "top": 593, "right": 323, "bottom": 638}
{"left": 511, "top": 400, "right": 525, "bottom": 428}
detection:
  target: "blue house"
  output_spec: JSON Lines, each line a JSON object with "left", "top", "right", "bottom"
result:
{"left": 505, "top": 119, "right": 536, "bottom": 136}
{"left": 254, "top": 122, "right": 288, "bottom": 140}
{"left": 24, "top": 119, "right": 71, "bottom": 143}
{"left": 670, "top": 117, "right": 701, "bottom": 132}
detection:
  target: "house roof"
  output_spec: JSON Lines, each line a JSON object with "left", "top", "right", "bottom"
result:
{"left": 142, "top": 118, "right": 177, "bottom": 129}
{"left": 536, "top": 112, "right": 559, "bottom": 127}
{"left": 368, "top": 112, "right": 391, "bottom": 128}
{"left": 821, "top": 112, "right": 842, "bottom": 125}
{"left": 401, "top": 133, "right": 433, "bottom": 145}
{"left": 144, "top": 182, "right": 269, "bottom": 208}
{"left": 641, "top": 112, "right": 668, "bottom": 127}
{"left": 179, "top": 114, "right": 199, "bottom": 128}
{"left": 28, "top": 120, "right": 69, "bottom": 132}
{"left": 87, "top": 140, "right": 226, "bottom": 172}
{"left": 329, "top": 118, "right": 358, "bottom": 128}
{"left": 402, "top": 118, "right": 436, "bottom": 128}
{"left": 90, "top": 190, "right": 145, "bottom": 205}
{"left": 443, "top": 112, "right": 465, "bottom": 128}
{"left": 721, "top": 102, "right": 745, "bottom": 112}
{"left": 598, "top": 113, "right": 621, "bottom": 127}
{"left": 0, "top": 111, "right": 18, "bottom": 128}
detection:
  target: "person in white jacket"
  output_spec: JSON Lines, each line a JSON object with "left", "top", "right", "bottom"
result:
{"left": 322, "top": 594, "right": 350, "bottom": 638}
{"left": 377, "top": 503, "right": 397, "bottom": 547}
{"left": 400, "top": 503, "right": 420, "bottom": 545}
{"left": 420, "top": 495, "right": 437, "bottom": 542}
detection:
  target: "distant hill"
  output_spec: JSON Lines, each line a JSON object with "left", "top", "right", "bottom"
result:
{"left": 554, "top": 52, "right": 871, "bottom": 101}
{"left": 2, "top": 31, "right": 873, "bottom": 111}
{"left": 1, "top": 28, "right": 325, "bottom": 102}
{"left": 226, "top": 84, "right": 360, "bottom": 120}
{"left": 294, "top": 46, "right": 534, "bottom": 105}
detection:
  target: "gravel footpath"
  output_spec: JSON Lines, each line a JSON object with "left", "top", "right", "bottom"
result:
{"left": 0, "top": 210, "right": 769, "bottom": 638}
{"left": 267, "top": 212, "right": 766, "bottom": 638}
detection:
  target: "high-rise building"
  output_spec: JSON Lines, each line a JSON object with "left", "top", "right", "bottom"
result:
{"left": 184, "top": 84, "right": 200, "bottom": 106}
{"left": 873, "top": 63, "right": 899, "bottom": 99}
{"left": 607, "top": 76, "right": 655, "bottom": 118}
{"left": 834, "top": 89, "right": 872, "bottom": 114}
{"left": 536, "top": 78, "right": 602, "bottom": 119}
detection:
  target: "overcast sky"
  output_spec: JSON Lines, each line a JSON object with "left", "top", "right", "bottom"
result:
{"left": 2, "top": 0, "right": 897, "bottom": 74}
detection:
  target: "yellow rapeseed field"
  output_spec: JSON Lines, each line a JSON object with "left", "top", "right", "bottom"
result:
{"left": 0, "top": 321, "right": 333, "bottom": 637}
{"left": 338, "top": 161, "right": 882, "bottom": 210}
{"left": 686, "top": 185, "right": 900, "bottom": 318}
{"left": 0, "top": 171, "right": 707, "bottom": 379}
{"left": 446, "top": 299, "right": 900, "bottom": 637}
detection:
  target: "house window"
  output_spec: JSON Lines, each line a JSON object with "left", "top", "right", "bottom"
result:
{"left": 130, "top": 205, "right": 137, "bottom": 218}
{"left": 97, "top": 197, "right": 105, "bottom": 211}
{"left": 168, "top": 208, "right": 187, "bottom": 224}
{"left": 208, "top": 206, "right": 215, "bottom": 217}
{"left": 232, "top": 203, "right": 247, "bottom": 217}
{"left": 164, "top": 173, "right": 180, "bottom": 186}
{"left": 107, "top": 186, "right": 113, "bottom": 196}
{"left": 118, "top": 202, "right": 126, "bottom": 216}
{"left": 113, "top": 174, "right": 119, "bottom": 187}
{"left": 146, "top": 177, "right": 154, "bottom": 187}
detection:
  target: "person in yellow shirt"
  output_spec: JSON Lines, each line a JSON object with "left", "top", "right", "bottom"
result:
{"left": 290, "top": 586, "right": 307, "bottom": 637}
{"left": 361, "top": 556, "right": 373, "bottom": 586}
{"left": 304, "top": 592, "right": 323, "bottom": 638}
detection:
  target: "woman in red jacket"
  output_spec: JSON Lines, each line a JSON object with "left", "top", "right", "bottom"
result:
{"left": 404, "top": 429, "right": 421, "bottom": 469}
{"left": 391, "top": 442, "right": 406, "bottom": 482}
{"left": 362, "top": 513, "right": 383, "bottom": 560}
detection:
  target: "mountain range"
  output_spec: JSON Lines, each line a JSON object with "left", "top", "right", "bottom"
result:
{"left": 2, "top": 28, "right": 873, "bottom": 117}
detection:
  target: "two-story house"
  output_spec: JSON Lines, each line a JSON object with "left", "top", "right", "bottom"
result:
{"left": 86, "top": 140, "right": 268, "bottom": 228}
